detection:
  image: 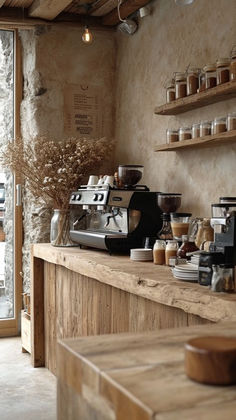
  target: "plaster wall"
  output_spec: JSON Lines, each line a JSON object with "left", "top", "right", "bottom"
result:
{"left": 19, "top": 26, "right": 116, "bottom": 288}
{"left": 114, "top": 0, "right": 236, "bottom": 217}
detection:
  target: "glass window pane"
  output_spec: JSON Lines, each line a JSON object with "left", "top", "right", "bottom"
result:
{"left": 0, "top": 30, "right": 14, "bottom": 320}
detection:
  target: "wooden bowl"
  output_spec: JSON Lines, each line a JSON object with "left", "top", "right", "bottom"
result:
{"left": 185, "top": 335, "right": 236, "bottom": 385}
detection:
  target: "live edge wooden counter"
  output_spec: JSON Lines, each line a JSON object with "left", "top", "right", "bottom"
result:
{"left": 57, "top": 321, "right": 236, "bottom": 420}
{"left": 31, "top": 244, "right": 236, "bottom": 374}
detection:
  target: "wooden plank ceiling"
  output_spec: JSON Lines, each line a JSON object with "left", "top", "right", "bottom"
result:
{"left": 0, "top": 0, "right": 151, "bottom": 27}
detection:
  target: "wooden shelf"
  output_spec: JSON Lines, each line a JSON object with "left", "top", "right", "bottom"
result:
{"left": 154, "top": 81, "right": 236, "bottom": 115}
{"left": 155, "top": 130, "right": 236, "bottom": 152}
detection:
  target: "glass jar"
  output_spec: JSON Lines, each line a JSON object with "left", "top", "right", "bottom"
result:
{"left": 211, "top": 265, "right": 224, "bottom": 292}
{"left": 200, "top": 121, "right": 211, "bottom": 137}
{"left": 158, "top": 214, "right": 173, "bottom": 240}
{"left": 153, "top": 240, "right": 166, "bottom": 265}
{"left": 213, "top": 116, "right": 227, "bottom": 135}
{"left": 199, "top": 70, "right": 206, "bottom": 92}
{"left": 177, "top": 235, "right": 199, "bottom": 260}
{"left": 230, "top": 45, "right": 236, "bottom": 81}
{"left": 166, "top": 79, "right": 175, "bottom": 103}
{"left": 175, "top": 72, "right": 187, "bottom": 99}
{"left": 187, "top": 67, "right": 200, "bottom": 95}
{"left": 179, "top": 127, "right": 192, "bottom": 141}
{"left": 203, "top": 64, "right": 216, "bottom": 89}
{"left": 192, "top": 123, "right": 200, "bottom": 139}
{"left": 165, "top": 240, "right": 178, "bottom": 266}
{"left": 216, "top": 58, "right": 230, "bottom": 85}
{"left": 166, "top": 129, "right": 179, "bottom": 143}
{"left": 227, "top": 112, "right": 236, "bottom": 131}
{"left": 50, "top": 209, "right": 74, "bottom": 247}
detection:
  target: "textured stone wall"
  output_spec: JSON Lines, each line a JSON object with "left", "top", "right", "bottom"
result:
{"left": 114, "top": 0, "right": 236, "bottom": 217}
{"left": 0, "top": 31, "right": 14, "bottom": 316}
{"left": 19, "top": 26, "right": 116, "bottom": 290}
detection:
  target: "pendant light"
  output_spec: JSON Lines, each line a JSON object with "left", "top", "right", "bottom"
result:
{"left": 82, "top": 26, "right": 93, "bottom": 44}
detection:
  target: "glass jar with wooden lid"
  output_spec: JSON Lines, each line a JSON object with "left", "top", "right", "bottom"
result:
{"left": 187, "top": 67, "right": 200, "bottom": 95}
{"left": 192, "top": 123, "right": 200, "bottom": 139}
{"left": 203, "top": 64, "right": 216, "bottom": 89}
{"left": 166, "top": 79, "right": 175, "bottom": 103}
{"left": 175, "top": 72, "right": 187, "bottom": 99}
{"left": 230, "top": 45, "right": 236, "bottom": 81}
{"left": 216, "top": 58, "right": 230, "bottom": 85}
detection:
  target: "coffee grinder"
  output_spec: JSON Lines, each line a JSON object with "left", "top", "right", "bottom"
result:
{"left": 157, "top": 193, "right": 182, "bottom": 240}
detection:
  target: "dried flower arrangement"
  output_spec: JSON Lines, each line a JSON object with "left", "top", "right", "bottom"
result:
{"left": 0, "top": 136, "right": 113, "bottom": 211}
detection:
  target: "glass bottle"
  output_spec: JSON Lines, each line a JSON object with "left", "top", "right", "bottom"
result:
{"left": 166, "top": 79, "right": 176, "bottom": 103}
{"left": 187, "top": 67, "right": 200, "bottom": 95}
{"left": 211, "top": 265, "right": 224, "bottom": 292}
{"left": 158, "top": 214, "right": 173, "bottom": 241}
{"left": 153, "top": 240, "right": 166, "bottom": 265}
{"left": 230, "top": 45, "right": 236, "bottom": 81}
{"left": 203, "top": 64, "right": 216, "bottom": 89}
{"left": 165, "top": 240, "right": 178, "bottom": 266}
{"left": 177, "top": 235, "right": 199, "bottom": 260}
{"left": 216, "top": 58, "right": 230, "bottom": 85}
{"left": 175, "top": 72, "right": 187, "bottom": 99}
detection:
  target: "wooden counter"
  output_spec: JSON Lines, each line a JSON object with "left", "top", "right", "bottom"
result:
{"left": 57, "top": 321, "right": 236, "bottom": 420}
{"left": 31, "top": 244, "right": 236, "bottom": 373}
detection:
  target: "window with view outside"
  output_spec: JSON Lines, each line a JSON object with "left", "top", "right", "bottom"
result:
{"left": 0, "top": 30, "right": 14, "bottom": 319}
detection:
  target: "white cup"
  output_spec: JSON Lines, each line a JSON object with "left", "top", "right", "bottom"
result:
{"left": 104, "top": 175, "right": 114, "bottom": 187}
{"left": 87, "top": 175, "right": 98, "bottom": 188}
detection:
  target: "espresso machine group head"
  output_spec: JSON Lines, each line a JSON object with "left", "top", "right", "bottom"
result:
{"left": 69, "top": 184, "right": 162, "bottom": 253}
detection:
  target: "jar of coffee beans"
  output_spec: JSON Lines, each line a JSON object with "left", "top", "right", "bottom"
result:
{"left": 166, "top": 129, "right": 179, "bottom": 143}
{"left": 187, "top": 67, "right": 200, "bottom": 95}
{"left": 166, "top": 79, "right": 175, "bottom": 103}
{"left": 216, "top": 58, "right": 230, "bottom": 85}
{"left": 213, "top": 116, "right": 227, "bottom": 134}
{"left": 175, "top": 72, "right": 187, "bottom": 99}
{"left": 200, "top": 121, "right": 211, "bottom": 137}
{"left": 230, "top": 46, "right": 236, "bottom": 81}
{"left": 203, "top": 64, "right": 216, "bottom": 89}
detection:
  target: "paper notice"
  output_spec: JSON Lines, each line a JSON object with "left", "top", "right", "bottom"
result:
{"left": 64, "top": 84, "right": 103, "bottom": 138}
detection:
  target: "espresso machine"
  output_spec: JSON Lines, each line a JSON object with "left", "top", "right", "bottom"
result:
{"left": 69, "top": 184, "right": 162, "bottom": 253}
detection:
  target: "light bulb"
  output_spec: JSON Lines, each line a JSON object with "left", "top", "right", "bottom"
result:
{"left": 82, "top": 26, "right": 93, "bottom": 44}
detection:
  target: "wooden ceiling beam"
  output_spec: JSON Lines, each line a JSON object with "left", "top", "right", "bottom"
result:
{"left": 102, "top": 0, "right": 150, "bottom": 25}
{"left": 89, "top": 0, "right": 118, "bottom": 17}
{"left": 0, "top": 7, "right": 114, "bottom": 30}
{"left": 28, "top": 0, "right": 73, "bottom": 21}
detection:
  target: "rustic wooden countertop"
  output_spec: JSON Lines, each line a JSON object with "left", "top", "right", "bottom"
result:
{"left": 58, "top": 321, "right": 236, "bottom": 420}
{"left": 32, "top": 243, "right": 236, "bottom": 322}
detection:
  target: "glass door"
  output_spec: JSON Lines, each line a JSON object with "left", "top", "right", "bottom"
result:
{"left": 0, "top": 29, "right": 22, "bottom": 336}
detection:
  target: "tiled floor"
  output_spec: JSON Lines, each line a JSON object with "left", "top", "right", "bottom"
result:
{"left": 0, "top": 337, "right": 56, "bottom": 420}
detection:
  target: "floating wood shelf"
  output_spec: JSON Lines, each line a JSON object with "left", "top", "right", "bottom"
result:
{"left": 154, "top": 81, "right": 236, "bottom": 115}
{"left": 155, "top": 130, "right": 236, "bottom": 152}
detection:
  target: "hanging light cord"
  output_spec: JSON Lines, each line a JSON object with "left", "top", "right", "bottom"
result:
{"left": 117, "top": 0, "right": 125, "bottom": 22}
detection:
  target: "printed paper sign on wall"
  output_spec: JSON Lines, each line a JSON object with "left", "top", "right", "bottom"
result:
{"left": 64, "top": 84, "right": 103, "bottom": 138}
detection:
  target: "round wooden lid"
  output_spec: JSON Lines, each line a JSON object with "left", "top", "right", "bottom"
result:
{"left": 185, "top": 335, "right": 236, "bottom": 385}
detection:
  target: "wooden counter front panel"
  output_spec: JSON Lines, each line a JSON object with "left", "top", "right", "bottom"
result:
{"left": 44, "top": 262, "right": 210, "bottom": 375}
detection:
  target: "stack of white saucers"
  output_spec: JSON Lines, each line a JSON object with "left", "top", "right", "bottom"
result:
{"left": 172, "top": 263, "right": 198, "bottom": 282}
{"left": 190, "top": 254, "right": 200, "bottom": 266}
{"left": 130, "top": 248, "right": 153, "bottom": 262}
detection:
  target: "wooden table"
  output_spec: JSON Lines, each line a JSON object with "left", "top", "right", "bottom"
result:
{"left": 57, "top": 321, "right": 236, "bottom": 420}
{"left": 31, "top": 244, "right": 236, "bottom": 374}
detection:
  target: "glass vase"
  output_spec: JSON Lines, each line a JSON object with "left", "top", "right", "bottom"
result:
{"left": 50, "top": 209, "right": 74, "bottom": 247}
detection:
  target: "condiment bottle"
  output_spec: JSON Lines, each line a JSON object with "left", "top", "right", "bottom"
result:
{"left": 216, "top": 58, "right": 230, "bottom": 85}
{"left": 213, "top": 116, "right": 227, "bottom": 135}
{"left": 187, "top": 67, "right": 200, "bottom": 95}
{"left": 166, "top": 129, "right": 179, "bottom": 143}
{"left": 203, "top": 64, "right": 216, "bottom": 89}
{"left": 230, "top": 45, "right": 236, "bottom": 81}
{"left": 165, "top": 240, "right": 178, "bottom": 266}
{"left": 227, "top": 112, "right": 236, "bottom": 131}
{"left": 166, "top": 79, "right": 175, "bottom": 103}
{"left": 175, "top": 72, "right": 187, "bottom": 99}
{"left": 177, "top": 235, "right": 199, "bottom": 260}
{"left": 153, "top": 240, "right": 166, "bottom": 265}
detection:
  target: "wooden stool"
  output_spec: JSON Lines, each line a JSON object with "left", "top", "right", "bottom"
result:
{"left": 185, "top": 335, "right": 236, "bottom": 385}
